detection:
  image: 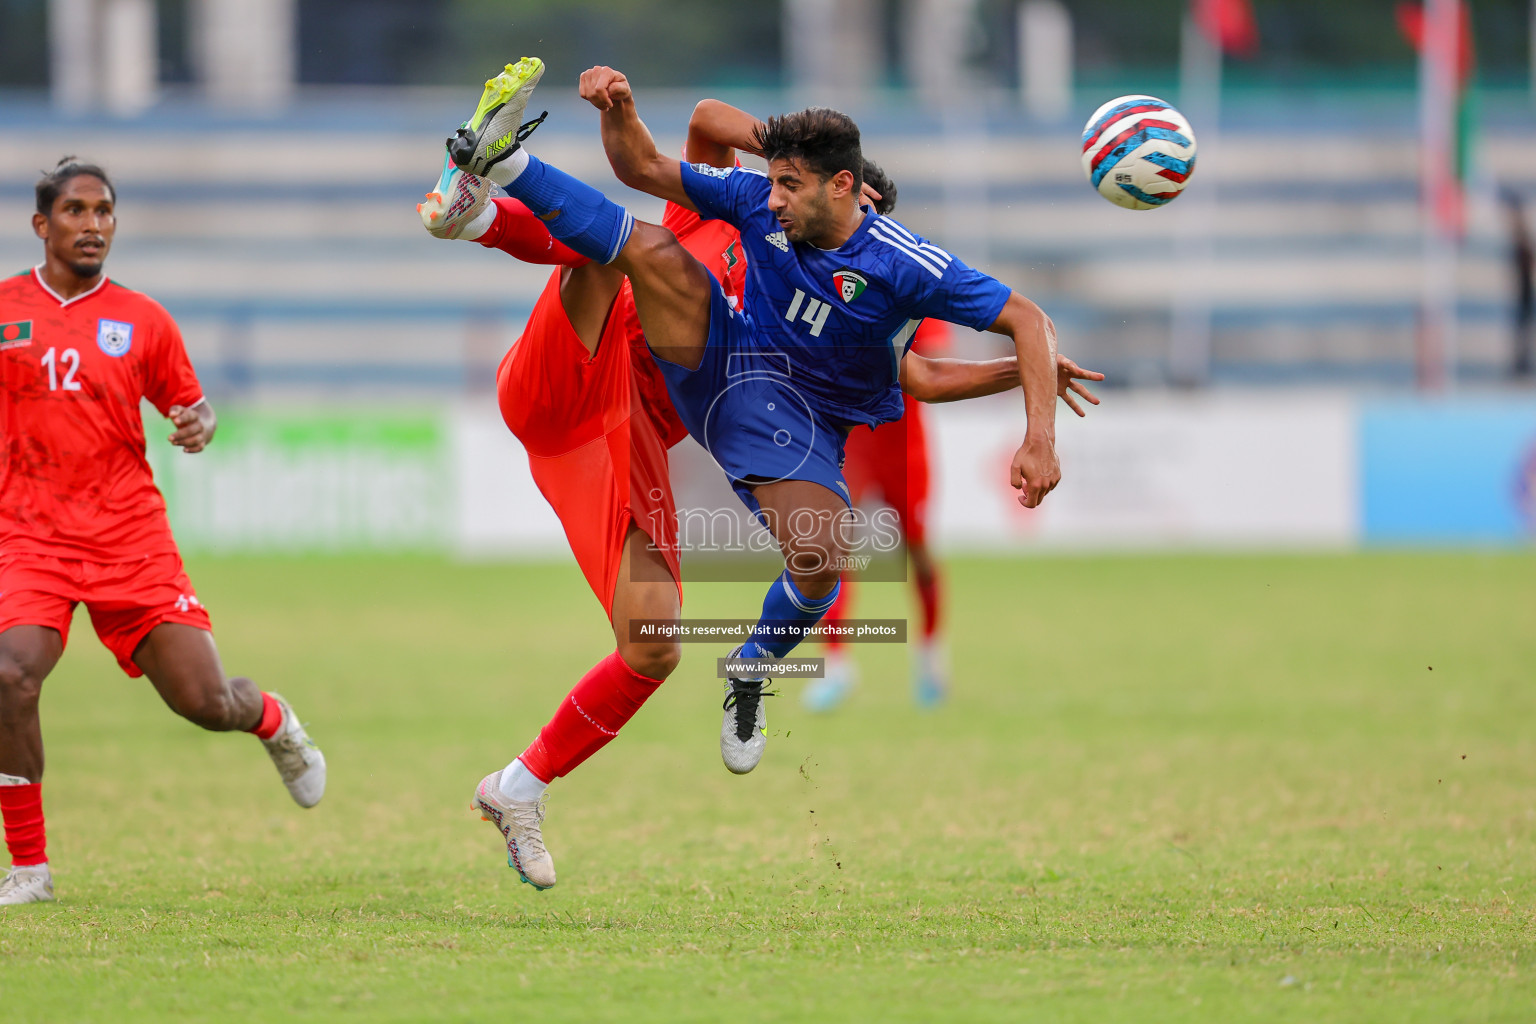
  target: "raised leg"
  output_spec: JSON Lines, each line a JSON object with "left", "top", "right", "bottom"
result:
{"left": 735, "top": 480, "right": 852, "bottom": 663}
{"left": 610, "top": 222, "right": 715, "bottom": 371}
{"left": 610, "top": 523, "right": 682, "bottom": 681}
{"left": 558, "top": 262, "right": 627, "bottom": 358}
{"left": 750, "top": 478, "right": 852, "bottom": 603}
{"left": 132, "top": 623, "right": 262, "bottom": 732}
{"left": 133, "top": 623, "right": 327, "bottom": 806}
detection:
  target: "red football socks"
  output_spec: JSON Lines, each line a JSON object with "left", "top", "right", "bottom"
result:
{"left": 824, "top": 571, "right": 940, "bottom": 645}
{"left": 916, "top": 570, "right": 942, "bottom": 640}
{"left": 823, "top": 575, "right": 854, "bottom": 651}
{"left": 0, "top": 782, "right": 46, "bottom": 867}
{"left": 519, "top": 651, "right": 663, "bottom": 781}
{"left": 479, "top": 197, "right": 590, "bottom": 267}
{"left": 247, "top": 692, "right": 283, "bottom": 740}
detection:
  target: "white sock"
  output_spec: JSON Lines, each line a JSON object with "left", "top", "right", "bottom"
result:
{"left": 459, "top": 203, "right": 497, "bottom": 241}
{"left": 487, "top": 148, "right": 530, "bottom": 188}
{"left": 498, "top": 757, "right": 549, "bottom": 803}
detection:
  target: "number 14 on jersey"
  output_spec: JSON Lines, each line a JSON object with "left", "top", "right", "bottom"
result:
{"left": 784, "top": 289, "right": 832, "bottom": 338}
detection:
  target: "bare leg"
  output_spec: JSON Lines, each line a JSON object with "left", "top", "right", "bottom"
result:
{"left": 909, "top": 535, "right": 943, "bottom": 641}
{"left": 132, "top": 623, "right": 262, "bottom": 732}
{"left": 909, "top": 538, "right": 938, "bottom": 594}
{"left": 610, "top": 525, "right": 682, "bottom": 681}
{"left": 0, "top": 627, "right": 64, "bottom": 783}
{"left": 748, "top": 479, "right": 852, "bottom": 600}
{"left": 561, "top": 256, "right": 681, "bottom": 676}
{"left": 559, "top": 262, "right": 626, "bottom": 357}
{"left": 611, "top": 222, "right": 715, "bottom": 371}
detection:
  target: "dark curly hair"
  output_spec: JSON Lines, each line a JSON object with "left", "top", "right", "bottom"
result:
{"left": 861, "top": 159, "right": 897, "bottom": 215}
{"left": 36, "top": 156, "right": 115, "bottom": 216}
{"left": 752, "top": 107, "right": 863, "bottom": 192}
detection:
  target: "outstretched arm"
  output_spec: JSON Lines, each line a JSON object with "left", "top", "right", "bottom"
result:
{"left": 899, "top": 354, "right": 1018, "bottom": 402}
{"left": 579, "top": 66, "right": 693, "bottom": 209}
{"left": 901, "top": 351, "right": 1103, "bottom": 413}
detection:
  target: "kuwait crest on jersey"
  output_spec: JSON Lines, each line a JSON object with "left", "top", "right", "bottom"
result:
{"left": 97, "top": 318, "right": 133, "bottom": 357}
{"left": 832, "top": 269, "right": 868, "bottom": 304}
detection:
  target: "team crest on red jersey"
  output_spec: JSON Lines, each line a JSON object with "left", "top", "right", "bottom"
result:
{"left": 833, "top": 269, "right": 868, "bottom": 304}
{"left": 0, "top": 320, "right": 31, "bottom": 350}
{"left": 97, "top": 318, "right": 133, "bottom": 357}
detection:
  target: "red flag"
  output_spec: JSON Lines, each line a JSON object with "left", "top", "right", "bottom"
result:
{"left": 1192, "top": 0, "right": 1259, "bottom": 57}
{"left": 1395, "top": 2, "right": 1475, "bottom": 83}
{"left": 1398, "top": 0, "right": 1477, "bottom": 235}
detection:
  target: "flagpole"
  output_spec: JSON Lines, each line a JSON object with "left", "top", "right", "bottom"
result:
{"left": 1171, "top": 13, "right": 1220, "bottom": 387}
{"left": 1418, "top": 0, "right": 1460, "bottom": 391}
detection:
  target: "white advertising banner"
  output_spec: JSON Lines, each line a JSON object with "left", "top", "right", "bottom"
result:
{"left": 448, "top": 403, "right": 569, "bottom": 557}
{"left": 926, "top": 392, "right": 1357, "bottom": 550}
{"left": 157, "top": 396, "right": 1357, "bottom": 555}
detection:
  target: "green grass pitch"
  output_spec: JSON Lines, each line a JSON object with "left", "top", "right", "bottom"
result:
{"left": 2, "top": 551, "right": 1533, "bottom": 1022}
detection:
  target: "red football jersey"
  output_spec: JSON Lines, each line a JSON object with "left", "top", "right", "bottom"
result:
{"left": 909, "top": 316, "right": 952, "bottom": 357}
{"left": 0, "top": 269, "right": 203, "bottom": 562}
{"left": 662, "top": 200, "right": 749, "bottom": 311}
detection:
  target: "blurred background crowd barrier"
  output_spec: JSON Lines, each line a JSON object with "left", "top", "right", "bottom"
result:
{"left": 3, "top": 0, "right": 1535, "bottom": 551}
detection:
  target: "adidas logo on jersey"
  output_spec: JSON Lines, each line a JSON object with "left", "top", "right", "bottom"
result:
{"left": 765, "top": 231, "right": 789, "bottom": 253}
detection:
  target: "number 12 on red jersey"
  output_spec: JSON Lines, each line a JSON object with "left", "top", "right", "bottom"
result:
{"left": 40, "top": 347, "right": 82, "bottom": 391}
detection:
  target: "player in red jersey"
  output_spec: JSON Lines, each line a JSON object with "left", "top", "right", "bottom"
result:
{"left": 416, "top": 117, "right": 738, "bottom": 890}
{"left": 808, "top": 168, "right": 1102, "bottom": 712}
{"left": 419, "top": 92, "right": 1102, "bottom": 889}
{"left": 0, "top": 159, "right": 326, "bottom": 906}
{"left": 811, "top": 317, "right": 954, "bottom": 711}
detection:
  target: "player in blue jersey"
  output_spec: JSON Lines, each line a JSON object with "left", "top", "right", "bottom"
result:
{"left": 446, "top": 59, "right": 1066, "bottom": 776}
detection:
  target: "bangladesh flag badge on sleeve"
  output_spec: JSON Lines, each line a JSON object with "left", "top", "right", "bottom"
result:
{"left": 0, "top": 320, "right": 32, "bottom": 349}
{"left": 833, "top": 269, "right": 868, "bottom": 304}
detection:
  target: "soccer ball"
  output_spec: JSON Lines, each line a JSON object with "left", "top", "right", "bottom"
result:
{"left": 1080, "top": 95, "right": 1197, "bottom": 211}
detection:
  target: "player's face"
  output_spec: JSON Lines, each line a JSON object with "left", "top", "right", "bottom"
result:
{"left": 34, "top": 176, "right": 116, "bottom": 280}
{"left": 767, "top": 157, "right": 836, "bottom": 244}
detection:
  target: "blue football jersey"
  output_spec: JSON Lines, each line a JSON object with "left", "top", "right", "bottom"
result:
{"left": 679, "top": 162, "right": 1012, "bottom": 426}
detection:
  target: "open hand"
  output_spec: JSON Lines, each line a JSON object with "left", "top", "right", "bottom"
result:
{"left": 1057, "top": 355, "right": 1104, "bottom": 417}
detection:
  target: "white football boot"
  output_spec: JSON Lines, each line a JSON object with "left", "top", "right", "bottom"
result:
{"left": 261, "top": 694, "right": 326, "bottom": 808}
{"left": 471, "top": 771, "right": 556, "bottom": 890}
{"left": 721, "top": 645, "right": 774, "bottom": 774}
{"left": 0, "top": 864, "right": 54, "bottom": 905}
{"left": 445, "top": 57, "right": 547, "bottom": 177}
{"left": 417, "top": 152, "right": 494, "bottom": 240}
{"left": 801, "top": 649, "right": 857, "bottom": 714}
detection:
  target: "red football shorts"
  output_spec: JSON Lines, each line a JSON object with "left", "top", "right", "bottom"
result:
{"left": 497, "top": 271, "right": 682, "bottom": 617}
{"left": 841, "top": 393, "right": 933, "bottom": 547}
{"left": 0, "top": 549, "right": 213, "bottom": 677}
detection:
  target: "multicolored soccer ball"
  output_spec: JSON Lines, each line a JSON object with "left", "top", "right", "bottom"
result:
{"left": 1081, "top": 95, "right": 1197, "bottom": 211}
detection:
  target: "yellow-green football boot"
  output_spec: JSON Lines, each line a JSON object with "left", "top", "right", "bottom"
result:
{"left": 446, "top": 57, "right": 547, "bottom": 177}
